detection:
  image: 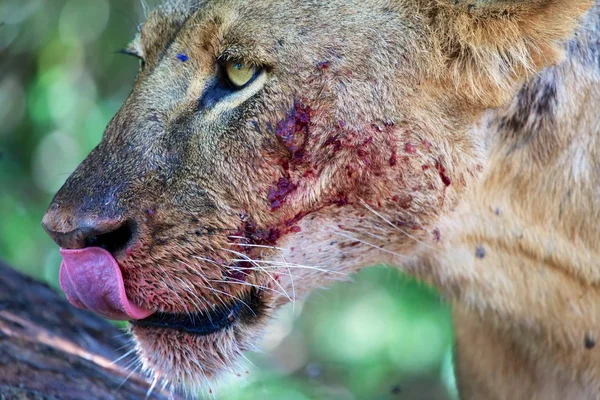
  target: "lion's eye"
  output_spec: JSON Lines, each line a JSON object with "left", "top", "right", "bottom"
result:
{"left": 224, "top": 61, "right": 257, "bottom": 88}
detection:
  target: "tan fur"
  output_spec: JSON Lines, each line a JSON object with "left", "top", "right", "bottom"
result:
{"left": 41, "top": 0, "right": 600, "bottom": 397}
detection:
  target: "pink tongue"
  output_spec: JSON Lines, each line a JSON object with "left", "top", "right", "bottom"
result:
{"left": 59, "top": 247, "right": 153, "bottom": 321}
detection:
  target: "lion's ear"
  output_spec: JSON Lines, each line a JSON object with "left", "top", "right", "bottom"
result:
{"left": 429, "top": 0, "right": 593, "bottom": 107}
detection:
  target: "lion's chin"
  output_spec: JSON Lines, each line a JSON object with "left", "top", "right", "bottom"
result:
{"left": 129, "top": 288, "right": 270, "bottom": 391}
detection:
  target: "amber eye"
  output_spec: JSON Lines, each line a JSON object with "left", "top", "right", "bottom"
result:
{"left": 224, "top": 61, "right": 257, "bottom": 88}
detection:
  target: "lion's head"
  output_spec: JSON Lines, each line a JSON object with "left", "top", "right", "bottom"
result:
{"left": 41, "top": 0, "right": 590, "bottom": 391}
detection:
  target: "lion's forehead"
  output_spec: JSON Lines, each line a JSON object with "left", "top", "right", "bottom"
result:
{"left": 138, "top": 0, "right": 421, "bottom": 70}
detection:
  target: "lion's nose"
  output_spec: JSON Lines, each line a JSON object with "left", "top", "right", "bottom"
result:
{"left": 42, "top": 207, "right": 134, "bottom": 255}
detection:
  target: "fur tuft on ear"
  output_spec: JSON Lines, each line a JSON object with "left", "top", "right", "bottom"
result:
{"left": 426, "top": 0, "right": 593, "bottom": 107}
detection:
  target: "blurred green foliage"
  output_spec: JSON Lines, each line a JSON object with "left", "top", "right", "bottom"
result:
{"left": 0, "top": 1, "right": 455, "bottom": 399}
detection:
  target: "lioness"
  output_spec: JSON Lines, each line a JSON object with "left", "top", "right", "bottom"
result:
{"left": 42, "top": 0, "right": 600, "bottom": 398}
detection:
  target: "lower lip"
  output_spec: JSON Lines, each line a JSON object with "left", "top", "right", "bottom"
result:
{"left": 130, "top": 289, "right": 261, "bottom": 335}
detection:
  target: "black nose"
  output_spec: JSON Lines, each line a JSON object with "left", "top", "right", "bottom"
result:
{"left": 42, "top": 211, "right": 134, "bottom": 255}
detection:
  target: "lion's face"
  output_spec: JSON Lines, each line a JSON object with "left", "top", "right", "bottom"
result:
{"left": 41, "top": 0, "right": 491, "bottom": 389}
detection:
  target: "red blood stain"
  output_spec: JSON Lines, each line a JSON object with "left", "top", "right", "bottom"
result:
{"left": 389, "top": 150, "right": 398, "bottom": 166}
{"left": 268, "top": 177, "right": 297, "bottom": 210}
{"left": 224, "top": 268, "right": 247, "bottom": 282}
{"left": 335, "top": 197, "right": 349, "bottom": 207}
{"left": 435, "top": 160, "right": 452, "bottom": 186}
{"left": 355, "top": 136, "right": 374, "bottom": 160}
{"left": 317, "top": 60, "right": 330, "bottom": 70}
{"left": 422, "top": 164, "right": 430, "bottom": 171}
{"left": 324, "top": 134, "right": 343, "bottom": 152}
{"left": 289, "top": 226, "right": 302, "bottom": 233}
{"left": 404, "top": 142, "right": 416, "bottom": 154}
{"left": 275, "top": 103, "right": 312, "bottom": 160}
{"left": 232, "top": 217, "right": 282, "bottom": 247}
{"left": 302, "top": 167, "right": 317, "bottom": 178}
{"left": 398, "top": 195, "right": 412, "bottom": 209}
{"left": 279, "top": 159, "right": 290, "bottom": 172}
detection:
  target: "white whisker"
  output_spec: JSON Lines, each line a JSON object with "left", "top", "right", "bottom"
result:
{"left": 280, "top": 253, "right": 296, "bottom": 312}
{"left": 110, "top": 348, "right": 136, "bottom": 366}
{"left": 361, "top": 199, "right": 435, "bottom": 250}
{"left": 114, "top": 362, "right": 142, "bottom": 395}
{"left": 196, "top": 282, "right": 256, "bottom": 316}
{"left": 145, "top": 372, "right": 160, "bottom": 399}
{"left": 229, "top": 258, "right": 346, "bottom": 276}
{"left": 191, "top": 255, "right": 222, "bottom": 268}
{"left": 225, "top": 242, "right": 287, "bottom": 251}
{"left": 223, "top": 249, "right": 292, "bottom": 302}
{"left": 209, "top": 279, "right": 287, "bottom": 298}
{"left": 329, "top": 229, "right": 410, "bottom": 259}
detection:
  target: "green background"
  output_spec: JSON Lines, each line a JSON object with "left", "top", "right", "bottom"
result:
{"left": 0, "top": 1, "right": 456, "bottom": 399}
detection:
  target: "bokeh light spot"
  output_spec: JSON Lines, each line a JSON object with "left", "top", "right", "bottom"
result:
{"left": 32, "top": 130, "right": 83, "bottom": 194}
{"left": 59, "top": 0, "right": 110, "bottom": 45}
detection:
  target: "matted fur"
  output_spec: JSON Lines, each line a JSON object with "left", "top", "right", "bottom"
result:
{"left": 42, "top": 0, "right": 599, "bottom": 398}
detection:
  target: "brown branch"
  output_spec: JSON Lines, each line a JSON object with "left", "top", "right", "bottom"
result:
{"left": 0, "top": 259, "right": 177, "bottom": 400}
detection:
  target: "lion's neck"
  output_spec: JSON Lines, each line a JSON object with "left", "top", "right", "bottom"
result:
{"left": 412, "top": 5, "right": 600, "bottom": 397}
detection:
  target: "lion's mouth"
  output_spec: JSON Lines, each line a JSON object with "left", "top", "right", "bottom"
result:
{"left": 130, "top": 288, "right": 264, "bottom": 335}
{"left": 59, "top": 247, "right": 267, "bottom": 335}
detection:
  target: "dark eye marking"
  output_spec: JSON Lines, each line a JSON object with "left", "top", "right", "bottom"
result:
{"left": 197, "top": 61, "right": 262, "bottom": 110}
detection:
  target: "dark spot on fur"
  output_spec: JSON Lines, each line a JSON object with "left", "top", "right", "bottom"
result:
{"left": 433, "top": 228, "right": 441, "bottom": 242}
{"left": 585, "top": 334, "right": 596, "bottom": 349}
{"left": 176, "top": 53, "right": 189, "bottom": 62}
{"left": 475, "top": 246, "right": 486, "bottom": 259}
{"left": 534, "top": 83, "right": 557, "bottom": 115}
{"left": 498, "top": 78, "right": 557, "bottom": 157}
{"left": 495, "top": 208, "right": 502, "bottom": 216}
